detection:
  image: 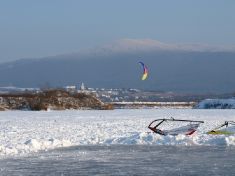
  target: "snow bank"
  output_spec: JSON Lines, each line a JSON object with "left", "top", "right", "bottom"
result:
{"left": 0, "top": 109, "right": 235, "bottom": 157}
{"left": 0, "top": 138, "right": 71, "bottom": 155}
{"left": 195, "top": 98, "right": 235, "bottom": 109}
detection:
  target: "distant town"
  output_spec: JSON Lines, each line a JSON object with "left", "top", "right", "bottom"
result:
{"left": 1, "top": 82, "right": 234, "bottom": 103}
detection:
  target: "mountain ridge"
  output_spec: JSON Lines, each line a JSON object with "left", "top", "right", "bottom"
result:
{"left": 1, "top": 39, "right": 235, "bottom": 93}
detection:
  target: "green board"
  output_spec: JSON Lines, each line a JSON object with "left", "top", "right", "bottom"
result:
{"left": 207, "top": 130, "right": 234, "bottom": 135}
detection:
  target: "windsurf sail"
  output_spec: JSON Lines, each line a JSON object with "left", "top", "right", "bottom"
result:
{"left": 207, "top": 121, "right": 235, "bottom": 135}
{"left": 138, "top": 61, "right": 148, "bottom": 80}
{"left": 148, "top": 118, "right": 204, "bottom": 136}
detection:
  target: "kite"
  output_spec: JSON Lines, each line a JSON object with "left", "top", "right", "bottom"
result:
{"left": 139, "top": 61, "right": 148, "bottom": 80}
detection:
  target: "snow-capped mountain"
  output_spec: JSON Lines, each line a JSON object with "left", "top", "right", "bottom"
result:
{"left": 0, "top": 39, "right": 235, "bottom": 93}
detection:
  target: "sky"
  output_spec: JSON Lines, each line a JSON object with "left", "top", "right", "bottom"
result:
{"left": 0, "top": 0, "right": 235, "bottom": 63}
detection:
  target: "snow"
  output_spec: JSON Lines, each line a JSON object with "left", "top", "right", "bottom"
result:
{"left": 0, "top": 109, "right": 235, "bottom": 157}
{"left": 196, "top": 98, "right": 235, "bottom": 109}
{"left": 0, "top": 86, "right": 39, "bottom": 93}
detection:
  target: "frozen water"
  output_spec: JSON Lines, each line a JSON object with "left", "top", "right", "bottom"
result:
{"left": 1, "top": 109, "right": 235, "bottom": 175}
{"left": 0, "top": 109, "right": 235, "bottom": 157}
{"left": 0, "top": 145, "right": 235, "bottom": 176}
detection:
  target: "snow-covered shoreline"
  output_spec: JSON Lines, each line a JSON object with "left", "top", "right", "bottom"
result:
{"left": 0, "top": 109, "right": 235, "bottom": 157}
{"left": 196, "top": 98, "right": 235, "bottom": 109}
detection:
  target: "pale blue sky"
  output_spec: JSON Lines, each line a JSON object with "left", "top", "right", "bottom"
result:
{"left": 0, "top": 0, "right": 235, "bottom": 62}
